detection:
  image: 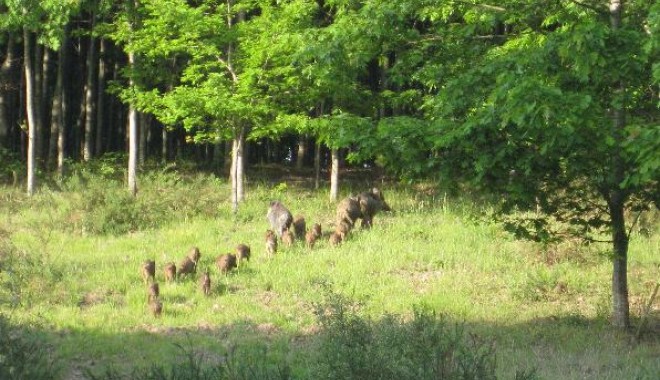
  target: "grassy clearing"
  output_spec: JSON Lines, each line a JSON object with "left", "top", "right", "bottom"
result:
{"left": 0, "top": 165, "right": 658, "bottom": 379}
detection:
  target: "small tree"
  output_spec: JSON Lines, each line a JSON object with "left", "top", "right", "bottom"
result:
{"left": 427, "top": 0, "right": 657, "bottom": 328}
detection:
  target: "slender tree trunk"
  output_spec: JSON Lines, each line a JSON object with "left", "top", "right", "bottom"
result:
{"left": 96, "top": 39, "right": 106, "bottom": 157}
{"left": 236, "top": 125, "right": 246, "bottom": 202}
{"left": 212, "top": 138, "right": 223, "bottom": 168}
{"left": 296, "top": 135, "right": 306, "bottom": 169}
{"left": 127, "top": 51, "right": 138, "bottom": 196}
{"left": 314, "top": 101, "right": 325, "bottom": 189}
{"left": 230, "top": 134, "right": 238, "bottom": 213}
{"left": 314, "top": 140, "right": 321, "bottom": 189}
{"left": 41, "top": 47, "right": 53, "bottom": 167}
{"left": 609, "top": 193, "right": 629, "bottom": 328}
{"left": 0, "top": 37, "right": 16, "bottom": 148}
{"left": 24, "top": 28, "right": 37, "bottom": 195}
{"left": 33, "top": 42, "right": 44, "bottom": 167}
{"left": 83, "top": 32, "right": 98, "bottom": 161}
{"left": 49, "top": 47, "right": 63, "bottom": 170}
{"left": 162, "top": 128, "right": 168, "bottom": 162}
{"left": 57, "top": 34, "right": 69, "bottom": 177}
{"left": 608, "top": 0, "right": 630, "bottom": 329}
{"left": 139, "top": 112, "right": 148, "bottom": 166}
{"left": 330, "top": 148, "right": 339, "bottom": 201}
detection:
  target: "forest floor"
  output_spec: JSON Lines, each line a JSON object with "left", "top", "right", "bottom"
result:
{"left": 0, "top": 164, "right": 658, "bottom": 379}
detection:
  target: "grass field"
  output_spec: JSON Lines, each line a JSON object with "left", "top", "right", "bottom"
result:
{"left": 0, "top": 165, "right": 658, "bottom": 379}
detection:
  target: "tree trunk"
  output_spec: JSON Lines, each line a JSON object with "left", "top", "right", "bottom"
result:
{"left": 230, "top": 135, "right": 238, "bottom": 213}
{"left": 296, "top": 135, "right": 306, "bottom": 169}
{"left": 127, "top": 51, "right": 138, "bottom": 196}
{"left": 57, "top": 34, "right": 70, "bottom": 177}
{"left": 96, "top": 38, "right": 106, "bottom": 157}
{"left": 608, "top": 0, "right": 630, "bottom": 329}
{"left": 224, "top": 139, "right": 232, "bottom": 173}
{"left": 236, "top": 125, "right": 246, "bottom": 202}
{"left": 0, "top": 37, "right": 17, "bottom": 148}
{"left": 49, "top": 46, "right": 64, "bottom": 171}
{"left": 330, "top": 148, "right": 339, "bottom": 201}
{"left": 40, "top": 47, "right": 53, "bottom": 167}
{"left": 83, "top": 33, "right": 98, "bottom": 161}
{"left": 139, "top": 112, "right": 147, "bottom": 166}
{"left": 609, "top": 193, "right": 629, "bottom": 328}
{"left": 314, "top": 140, "right": 321, "bottom": 189}
{"left": 33, "top": 42, "right": 44, "bottom": 167}
{"left": 24, "top": 28, "right": 37, "bottom": 195}
{"left": 162, "top": 127, "right": 168, "bottom": 162}
{"left": 229, "top": 125, "right": 246, "bottom": 213}
{"left": 212, "top": 138, "right": 223, "bottom": 168}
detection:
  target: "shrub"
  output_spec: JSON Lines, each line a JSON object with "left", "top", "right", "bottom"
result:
{"left": 311, "top": 289, "right": 503, "bottom": 380}
{"left": 86, "top": 288, "right": 538, "bottom": 380}
{"left": 0, "top": 148, "right": 22, "bottom": 185}
{"left": 85, "top": 343, "right": 292, "bottom": 380}
{"left": 60, "top": 161, "right": 228, "bottom": 235}
{"left": 0, "top": 315, "right": 57, "bottom": 380}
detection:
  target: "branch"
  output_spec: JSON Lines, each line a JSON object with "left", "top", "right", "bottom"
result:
{"left": 453, "top": 1, "right": 506, "bottom": 12}
{"left": 626, "top": 209, "right": 644, "bottom": 239}
{"left": 473, "top": 34, "right": 508, "bottom": 40}
{"left": 216, "top": 55, "right": 238, "bottom": 83}
{"left": 567, "top": 0, "right": 608, "bottom": 16}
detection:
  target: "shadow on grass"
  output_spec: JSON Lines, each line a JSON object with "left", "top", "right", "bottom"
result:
{"left": 5, "top": 297, "right": 659, "bottom": 380}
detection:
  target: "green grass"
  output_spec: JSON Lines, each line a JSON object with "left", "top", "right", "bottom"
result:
{"left": 0, "top": 166, "right": 658, "bottom": 379}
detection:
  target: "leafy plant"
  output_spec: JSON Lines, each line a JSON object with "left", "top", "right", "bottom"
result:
{"left": 0, "top": 315, "right": 57, "bottom": 380}
{"left": 311, "top": 288, "right": 505, "bottom": 380}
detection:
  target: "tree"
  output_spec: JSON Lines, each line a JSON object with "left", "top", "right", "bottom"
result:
{"left": 1, "top": 0, "right": 80, "bottom": 186}
{"left": 106, "top": 0, "right": 271, "bottom": 210}
{"left": 425, "top": 0, "right": 657, "bottom": 328}
{"left": 23, "top": 21, "right": 37, "bottom": 195}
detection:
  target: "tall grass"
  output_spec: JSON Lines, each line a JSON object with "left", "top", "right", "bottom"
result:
{"left": 0, "top": 161, "right": 658, "bottom": 379}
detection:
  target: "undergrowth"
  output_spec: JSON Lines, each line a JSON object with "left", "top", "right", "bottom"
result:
{"left": 85, "top": 288, "right": 538, "bottom": 380}
{"left": 0, "top": 314, "right": 57, "bottom": 379}
{"left": 57, "top": 161, "right": 228, "bottom": 235}
{"left": 0, "top": 160, "right": 657, "bottom": 380}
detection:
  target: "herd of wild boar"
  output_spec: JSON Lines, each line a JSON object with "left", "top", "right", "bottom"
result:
{"left": 140, "top": 188, "right": 391, "bottom": 317}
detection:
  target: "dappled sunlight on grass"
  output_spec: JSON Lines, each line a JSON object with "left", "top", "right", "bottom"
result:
{"left": 1, "top": 169, "right": 658, "bottom": 379}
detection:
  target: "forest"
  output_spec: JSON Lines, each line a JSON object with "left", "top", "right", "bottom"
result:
{"left": 0, "top": 0, "right": 658, "bottom": 379}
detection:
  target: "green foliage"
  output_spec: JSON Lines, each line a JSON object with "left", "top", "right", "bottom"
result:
{"left": 349, "top": 116, "right": 438, "bottom": 179}
{"left": 0, "top": 148, "right": 21, "bottom": 185}
{"left": 424, "top": 1, "right": 657, "bottom": 242}
{"left": 311, "top": 288, "right": 502, "bottom": 380}
{"left": 0, "top": 218, "right": 70, "bottom": 309}
{"left": 0, "top": 175, "right": 657, "bottom": 379}
{"left": 511, "top": 267, "right": 561, "bottom": 302}
{"left": 0, "top": 0, "right": 78, "bottom": 48}
{"left": 86, "top": 288, "right": 527, "bottom": 380}
{"left": 60, "top": 160, "right": 227, "bottom": 235}
{"left": 85, "top": 343, "right": 292, "bottom": 380}
{"left": 0, "top": 315, "right": 57, "bottom": 380}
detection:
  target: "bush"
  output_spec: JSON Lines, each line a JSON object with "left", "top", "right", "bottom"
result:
{"left": 311, "top": 289, "right": 502, "bottom": 380}
{"left": 0, "top": 148, "right": 22, "bottom": 185}
{"left": 59, "top": 161, "right": 228, "bottom": 235}
{"left": 0, "top": 315, "right": 57, "bottom": 380}
{"left": 86, "top": 289, "right": 538, "bottom": 380}
{"left": 85, "top": 343, "right": 292, "bottom": 380}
